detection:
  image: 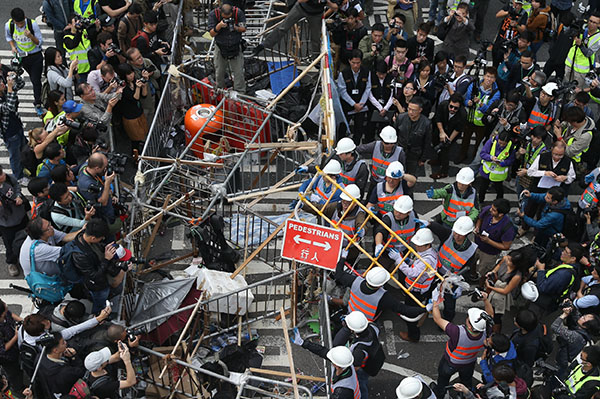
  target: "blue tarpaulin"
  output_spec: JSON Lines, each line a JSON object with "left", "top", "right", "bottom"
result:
{"left": 268, "top": 61, "right": 300, "bottom": 95}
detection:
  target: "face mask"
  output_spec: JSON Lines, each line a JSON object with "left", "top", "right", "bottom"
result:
{"left": 575, "top": 353, "right": 584, "bottom": 365}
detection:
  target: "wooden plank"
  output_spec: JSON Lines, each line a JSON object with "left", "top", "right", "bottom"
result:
{"left": 227, "top": 183, "right": 302, "bottom": 202}
{"left": 280, "top": 307, "right": 300, "bottom": 399}
{"left": 249, "top": 368, "right": 326, "bottom": 383}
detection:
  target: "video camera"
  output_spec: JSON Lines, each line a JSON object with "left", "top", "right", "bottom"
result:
{"left": 107, "top": 153, "right": 128, "bottom": 175}
{"left": 499, "top": 36, "right": 519, "bottom": 54}
{"left": 107, "top": 43, "right": 122, "bottom": 55}
{"left": 536, "top": 233, "right": 567, "bottom": 265}
{"left": 571, "top": 18, "right": 586, "bottom": 38}
{"left": 554, "top": 79, "right": 578, "bottom": 97}
{"left": 74, "top": 14, "right": 95, "bottom": 31}
{"left": 474, "top": 41, "right": 492, "bottom": 66}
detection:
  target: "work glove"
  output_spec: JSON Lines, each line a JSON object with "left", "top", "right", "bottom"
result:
{"left": 289, "top": 199, "right": 301, "bottom": 210}
{"left": 426, "top": 186, "right": 434, "bottom": 199}
{"left": 390, "top": 169, "right": 403, "bottom": 179}
{"left": 375, "top": 244, "right": 384, "bottom": 257}
{"left": 356, "top": 228, "right": 365, "bottom": 238}
{"left": 291, "top": 327, "right": 304, "bottom": 346}
{"left": 388, "top": 248, "right": 402, "bottom": 264}
{"left": 296, "top": 165, "right": 308, "bottom": 174}
{"left": 341, "top": 249, "right": 348, "bottom": 258}
{"left": 519, "top": 122, "right": 527, "bottom": 133}
{"left": 431, "top": 286, "right": 442, "bottom": 304}
{"left": 585, "top": 171, "right": 597, "bottom": 184}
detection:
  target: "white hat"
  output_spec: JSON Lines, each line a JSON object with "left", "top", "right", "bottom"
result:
{"left": 456, "top": 167, "right": 475, "bottom": 185}
{"left": 335, "top": 137, "right": 356, "bottom": 154}
{"left": 521, "top": 281, "right": 539, "bottom": 302}
{"left": 380, "top": 126, "right": 397, "bottom": 143}
{"left": 326, "top": 346, "right": 354, "bottom": 368}
{"left": 452, "top": 216, "right": 474, "bottom": 235}
{"left": 393, "top": 196, "right": 413, "bottom": 213}
{"left": 323, "top": 159, "right": 342, "bottom": 175}
{"left": 542, "top": 82, "right": 558, "bottom": 96}
{"left": 396, "top": 377, "right": 423, "bottom": 399}
{"left": 366, "top": 267, "right": 390, "bottom": 287}
{"left": 467, "top": 308, "right": 488, "bottom": 332}
{"left": 84, "top": 347, "right": 111, "bottom": 372}
{"left": 345, "top": 311, "right": 369, "bottom": 333}
{"left": 386, "top": 161, "right": 404, "bottom": 178}
{"left": 340, "top": 184, "right": 360, "bottom": 201}
{"left": 411, "top": 228, "right": 434, "bottom": 246}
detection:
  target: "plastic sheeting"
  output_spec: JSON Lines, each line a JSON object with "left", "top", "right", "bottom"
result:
{"left": 129, "top": 277, "right": 197, "bottom": 332}
{"left": 227, "top": 212, "right": 317, "bottom": 247}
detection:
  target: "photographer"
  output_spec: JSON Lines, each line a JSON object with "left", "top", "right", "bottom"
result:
{"left": 559, "top": 345, "right": 600, "bottom": 399}
{"left": 440, "top": 4, "right": 474, "bottom": 61}
{"left": 84, "top": 344, "right": 137, "bottom": 397}
{"left": 453, "top": 363, "right": 528, "bottom": 399}
{"left": 36, "top": 141, "right": 68, "bottom": 184}
{"left": 45, "top": 46, "right": 78, "bottom": 101}
{"left": 0, "top": 63, "right": 27, "bottom": 184}
{"left": 385, "top": 39, "right": 413, "bottom": 87}
{"left": 525, "top": 82, "right": 557, "bottom": 130}
{"left": 517, "top": 187, "right": 571, "bottom": 247}
{"left": 385, "top": 14, "right": 407, "bottom": 49}
{"left": 438, "top": 55, "right": 470, "bottom": 103}
{"left": 77, "top": 82, "right": 122, "bottom": 142}
{"left": 506, "top": 50, "right": 538, "bottom": 93}
{"left": 358, "top": 23, "right": 389, "bottom": 71}
{"left": 35, "top": 332, "right": 86, "bottom": 397}
{"left": 132, "top": 11, "right": 170, "bottom": 71}
{"left": 117, "top": 63, "right": 149, "bottom": 154}
{"left": 208, "top": 4, "right": 247, "bottom": 94}
{"left": 88, "top": 31, "right": 125, "bottom": 71}
{"left": 77, "top": 152, "right": 118, "bottom": 230}
{"left": 430, "top": 94, "right": 467, "bottom": 180}
{"left": 476, "top": 130, "right": 516, "bottom": 203}
{"left": 480, "top": 333, "right": 518, "bottom": 383}
{"left": 88, "top": 64, "right": 120, "bottom": 94}
{"left": 0, "top": 166, "right": 29, "bottom": 276}
{"left": 63, "top": 15, "right": 93, "bottom": 82}
{"left": 543, "top": 11, "right": 575, "bottom": 81}
{"left": 4, "top": 8, "right": 44, "bottom": 116}
{"left": 552, "top": 302, "right": 600, "bottom": 379}
{"left": 565, "top": 12, "right": 600, "bottom": 86}
{"left": 515, "top": 126, "right": 547, "bottom": 195}
{"left": 49, "top": 183, "right": 95, "bottom": 233}
{"left": 492, "top": 0, "right": 528, "bottom": 67}
{"left": 555, "top": 106, "right": 594, "bottom": 173}
{"left": 574, "top": 264, "right": 600, "bottom": 312}
{"left": 331, "top": 8, "right": 367, "bottom": 72}
{"left": 126, "top": 47, "right": 160, "bottom": 123}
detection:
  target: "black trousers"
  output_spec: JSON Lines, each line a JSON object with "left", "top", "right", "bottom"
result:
{"left": 346, "top": 111, "right": 369, "bottom": 145}
{"left": 0, "top": 215, "right": 28, "bottom": 264}
{"left": 476, "top": 175, "right": 504, "bottom": 203}
{"left": 434, "top": 356, "right": 476, "bottom": 398}
{"left": 20, "top": 52, "right": 43, "bottom": 107}
{"left": 472, "top": 0, "right": 490, "bottom": 36}
{"left": 404, "top": 289, "right": 428, "bottom": 341}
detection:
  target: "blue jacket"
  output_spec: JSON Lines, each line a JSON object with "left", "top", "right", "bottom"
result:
{"left": 464, "top": 80, "right": 500, "bottom": 114}
{"left": 480, "top": 341, "right": 518, "bottom": 383}
{"left": 43, "top": 0, "right": 73, "bottom": 31}
{"left": 536, "top": 263, "right": 576, "bottom": 296}
{"left": 523, "top": 193, "right": 570, "bottom": 236}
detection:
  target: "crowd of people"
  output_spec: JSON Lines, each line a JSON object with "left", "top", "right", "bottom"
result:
{"left": 4, "top": 0, "right": 600, "bottom": 397}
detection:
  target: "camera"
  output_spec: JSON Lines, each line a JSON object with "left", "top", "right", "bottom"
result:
{"left": 74, "top": 14, "right": 95, "bottom": 30}
{"left": 554, "top": 79, "right": 578, "bottom": 97}
{"left": 107, "top": 43, "right": 122, "bottom": 55}
{"left": 474, "top": 41, "right": 492, "bottom": 65}
{"left": 433, "top": 72, "right": 452, "bottom": 89}
{"left": 560, "top": 298, "right": 573, "bottom": 310}
{"left": 499, "top": 37, "right": 518, "bottom": 54}
{"left": 469, "top": 287, "right": 484, "bottom": 302}
{"left": 585, "top": 68, "right": 600, "bottom": 86}
{"left": 57, "top": 115, "right": 81, "bottom": 130}
{"left": 537, "top": 233, "right": 567, "bottom": 264}
{"left": 583, "top": 204, "right": 598, "bottom": 215}
{"left": 95, "top": 138, "right": 109, "bottom": 150}
{"left": 37, "top": 330, "right": 56, "bottom": 347}
{"left": 111, "top": 76, "right": 125, "bottom": 87}
{"left": 126, "top": 326, "right": 146, "bottom": 342}
{"left": 433, "top": 140, "right": 451, "bottom": 154}
{"left": 8, "top": 57, "right": 24, "bottom": 76}
{"left": 571, "top": 18, "right": 586, "bottom": 38}
{"left": 83, "top": 119, "right": 108, "bottom": 133}
{"left": 107, "top": 153, "right": 128, "bottom": 175}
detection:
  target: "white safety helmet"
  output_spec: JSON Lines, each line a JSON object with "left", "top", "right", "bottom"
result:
{"left": 453, "top": 216, "right": 474, "bottom": 236}
{"left": 366, "top": 267, "right": 390, "bottom": 287}
{"left": 326, "top": 346, "right": 354, "bottom": 368}
{"left": 521, "top": 281, "right": 539, "bottom": 302}
{"left": 467, "top": 308, "right": 488, "bottom": 332}
{"left": 456, "top": 167, "right": 475, "bottom": 185}
{"left": 386, "top": 161, "right": 405, "bottom": 179}
{"left": 411, "top": 228, "right": 434, "bottom": 246}
{"left": 396, "top": 377, "right": 423, "bottom": 399}
{"left": 380, "top": 126, "right": 398, "bottom": 143}
{"left": 542, "top": 82, "right": 558, "bottom": 96}
{"left": 340, "top": 184, "right": 361, "bottom": 201}
{"left": 393, "top": 196, "right": 413, "bottom": 213}
{"left": 345, "top": 311, "right": 369, "bottom": 333}
{"left": 323, "top": 159, "right": 342, "bottom": 175}
{"left": 335, "top": 137, "right": 356, "bottom": 154}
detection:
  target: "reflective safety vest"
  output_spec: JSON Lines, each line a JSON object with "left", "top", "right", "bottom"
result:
{"left": 446, "top": 325, "right": 486, "bottom": 366}
{"left": 371, "top": 141, "right": 403, "bottom": 182}
{"left": 375, "top": 181, "right": 404, "bottom": 215}
{"left": 8, "top": 18, "right": 37, "bottom": 53}
{"left": 442, "top": 185, "right": 476, "bottom": 223}
{"left": 63, "top": 30, "right": 91, "bottom": 75}
{"left": 349, "top": 324, "right": 384, "bottom": 376}
{"left": 331, "top": 365, "right": 361, "bottom": 399}
{"left": 386, "top": 211, "right": 416, "bottom": 251}
{"left": 437, "top": 237, "right": 478, "bottom": 275}
{"left": 403, "top": 249, "right": 437, "bottom": 292}
{"left": 482, "top": 139, "right": 513, "bottom": 182}
{"left": 527, "top": 100, "right": 554, "bottom": 128}
{"left": 332, "top": 207, "right": 365, "bottom": 246}
{"left": 341, "top": 158, "right": 366, "bottom": 186}
{"left": 580, "top": 182, "right": 600, "bottom": 209}
{"left": 348, "top": 277, "right": 386, "bottom": 322}
{"left": 565, "top": 30, "right": 600, "bottom": 74}
{"left": 44, "top": 111, "right": 70, "bottom": 146}
{"left": 564, "top": 128, "right": 594, "bottom": 163}
{"left": 468, "top": 85, "right": 495, "bottom": 126}
{"left": 565, "top": 364, "right": 600, "bottom": 395}
{"left": 546, "top": 264, "right": 575, "bottom": 298}
{"left": 523, "top": 142, "right": 546, "bottom": 169}
{"left": 310, "top": 176, "right": 339, "bottom": 205}
{"left": 74, "top": 0, "right": 96, "bottom": 18}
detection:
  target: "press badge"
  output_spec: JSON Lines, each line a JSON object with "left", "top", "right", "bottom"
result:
{"left": 351, "top": 89, "right": 359, "bottom": 95}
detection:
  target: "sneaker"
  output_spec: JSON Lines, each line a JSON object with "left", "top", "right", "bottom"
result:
{"left": 35, "top": 106, "right": 45, "bottom": 117}
{"left": 8, "top": 264, "right": 20, "bottom": 277}
{"left": 18, "top": 176, "right": 30, "bottom": 186}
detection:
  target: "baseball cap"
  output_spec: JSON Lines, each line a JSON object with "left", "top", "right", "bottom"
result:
{"left": 113, "top": 245, "right": 132, "bottom": 262}
{"left": 98, "top": 14, "right": 115, "bottom": 27}
{"left": 84, "top": 347, "right": 111, "bottom": 372}
{"left": 62, "top": 100, "right": 83, "bottom": 113}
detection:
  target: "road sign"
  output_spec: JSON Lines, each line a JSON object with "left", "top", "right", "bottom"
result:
{"left": 281, "top": 219, "right": 343, "bottom": 270}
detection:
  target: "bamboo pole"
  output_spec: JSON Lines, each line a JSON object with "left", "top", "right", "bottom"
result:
{"left": 142, "top": 195, "right": 171, "bottom": 261}
{"left": 249, "top": 368, "right": 326, "bottom": 382}
{"left": 139, "top": 156, "right": 223, "bottom": 168}
{"left": 279, "top": 307, "right": 300, "bottom": 399}
{"left": 245, "top": 142, "right": 319, "bottom": 150}
{"left": 227, "top": 183, "right": 302, "bottom": 202}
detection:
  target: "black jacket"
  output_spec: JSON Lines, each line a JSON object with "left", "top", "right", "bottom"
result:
{"left": 72, "top": 232, "right": 120, "bottom": 291}
{"left": 37, "top": 355, "right": 85, "bottom": 397}
{"left": 393, "top": 112, "right": 432, "bottom": 161}
{"left": 434, "top": 100, "right": 467, "bottom": 137}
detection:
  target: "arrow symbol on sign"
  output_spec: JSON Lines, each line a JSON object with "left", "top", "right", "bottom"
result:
{"left": 294, "top": 235, "right": 312, "bottom": 245}
{"left": 313, "top": 241, "right": 331, "bottom": 251}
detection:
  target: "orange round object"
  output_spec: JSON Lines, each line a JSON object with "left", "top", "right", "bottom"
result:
{"left": 184, "top": 104, "right": 224, "bottom": 158}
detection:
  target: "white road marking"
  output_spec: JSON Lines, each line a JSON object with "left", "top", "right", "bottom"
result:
{"left": 384, "top": 319, "right": 397, "bottom": 356}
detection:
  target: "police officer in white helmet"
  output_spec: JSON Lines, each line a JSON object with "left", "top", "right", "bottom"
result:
{"left": 395, "top": 376, "right": 435, "bottom": 399}
{"left": 366, "top": 161, "right": 416, "bottom": 218}
{"left": 295, "top": 159, "right": 344, "bottom": 208}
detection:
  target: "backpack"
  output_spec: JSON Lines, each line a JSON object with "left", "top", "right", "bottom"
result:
{"left": 18, "top": 328, "right": 39, "bottom": 379}
{"left": 40, "top": 78, "right": 50, "bottom": 109}
{"left": 536, "top": 323, "right": 554, "bottom": 360}
{"left": 551, "top": 207, "right": 580, "bottom": 241}
{"left": 9, "top": 19, "right": 33, "bottom": 38}
{"left": 25, "top": 240, "right": 71, "bottom": 304}
{"left": 31, "top": 197, "right": 54, "bottom": 221}
{"left": 57, "top": 239, "right": 86, "bottom": 285}
{"left": 21, "top": 145, "right": 40, "bottom": 178}
{"left": 130, "top": 30, "right": 150, "bottom": 49}
{"left": 69, "top": 371, "right": 111, "bottom": 399}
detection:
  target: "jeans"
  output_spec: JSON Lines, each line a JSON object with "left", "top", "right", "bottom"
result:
{"left": 429, "top": 0, "right": 446, "bottom": 25}
{"left": 20, "top": 52, "right": 43, "bottom": 106}
{"left": 90, "top": 287, "right": 111, "bottom": 314}
{"left": 356, "top": 368, "right": 369, "bottom": 399}
{"left": 443, "top": 292, "right": 457, "bottom": 322}
{"left": 434, "top": 356, "right": 476, "bottom": 398}
{"left": 4, "top": 132, "right": 26, "bottom": 180}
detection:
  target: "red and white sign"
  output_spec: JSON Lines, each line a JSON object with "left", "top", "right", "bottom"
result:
{"left": 281, "top": 219, "right": 343, "bottom": 270}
